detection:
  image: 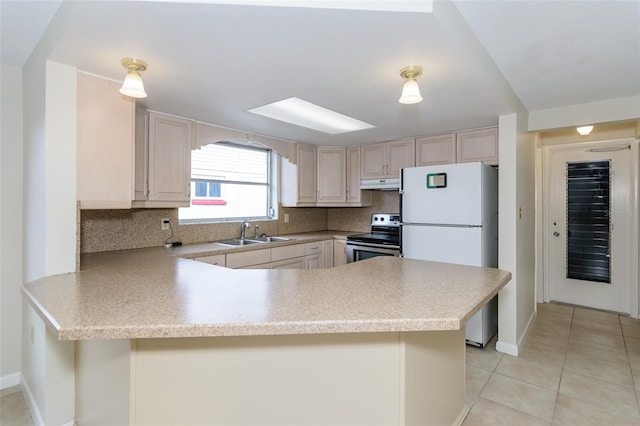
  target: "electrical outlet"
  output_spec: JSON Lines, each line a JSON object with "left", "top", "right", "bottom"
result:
{"left": 284, "top": 213, "right": 289, "bottom": 223}
{"left": 161, "top": 218, "right": 170, "bottom": 230}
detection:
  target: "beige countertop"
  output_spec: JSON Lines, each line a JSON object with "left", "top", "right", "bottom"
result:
{"left": 22, "top": 233, "right": 511, "bottom": 341}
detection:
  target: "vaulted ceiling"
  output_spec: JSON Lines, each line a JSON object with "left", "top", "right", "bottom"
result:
{"left": 2, "top": 1, "right": 638, "bottom": 146}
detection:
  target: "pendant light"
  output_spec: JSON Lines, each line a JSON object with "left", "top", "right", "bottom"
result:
{"left": 399, "top": 66, "right": 423, "bottom": 104}
{"left": 119, "top": 57, "right": 148, "bottom": 98}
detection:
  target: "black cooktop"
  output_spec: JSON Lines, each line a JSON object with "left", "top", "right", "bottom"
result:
{"left": 347, "top": 232, "right": 400, "bottom": 246}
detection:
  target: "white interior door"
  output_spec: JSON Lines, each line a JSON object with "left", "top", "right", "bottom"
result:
{"left": 547, "top": 145, "right": 633, "bottom": 313}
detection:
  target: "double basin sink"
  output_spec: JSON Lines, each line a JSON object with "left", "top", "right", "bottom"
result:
{"left": 215, "top": 236, "right": 292, "bottom": 247}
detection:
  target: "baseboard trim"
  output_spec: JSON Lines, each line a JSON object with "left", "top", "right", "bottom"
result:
{"left": 496, "top": 309, "right": 537, "bottom": 357}
{"left": 21, "top": 373, "right": 44, "bottom": 426}
{"left": 0, "top": 372, "right": 20, "bottom": 389}
{"left": 453, "top": 404, "right": 471, "bottom": 426}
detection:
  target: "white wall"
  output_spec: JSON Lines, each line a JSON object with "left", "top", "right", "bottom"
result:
{"left": 21, "top": 58, "right": 77, "bottom": 426}
{"left": 1, "top": 64, "right": 24, "bottom": 387}
{"left": 496, "top": 112, "right": 536, "bottom": 356}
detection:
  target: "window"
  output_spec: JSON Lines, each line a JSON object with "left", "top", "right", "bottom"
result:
{"left": 179, "top": 142, "right": 275, "bottom": 223}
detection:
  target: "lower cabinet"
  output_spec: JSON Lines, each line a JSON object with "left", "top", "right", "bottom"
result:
{"left": 333, "top": 239, "right": 347, "bottom": 267}
{"left": 193, "top": 254, "right": 226, "bottom": 267}
{"left": 195, "top": 239, "right": 338, "bottom": 270}
{"left": 271, "top": 258, "right": 306, "bottom": 269}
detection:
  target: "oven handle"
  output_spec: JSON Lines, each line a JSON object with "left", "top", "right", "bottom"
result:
{"left": 345, "top": 241, "right": 400, "bottom": 250}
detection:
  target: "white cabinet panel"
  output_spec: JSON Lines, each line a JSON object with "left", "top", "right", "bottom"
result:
{"left": 194, "top": 254, "right": 226, "bottom": 267}
{"left": 147, "top": 112, "right": 192, "bottom": 204}
{"left": 281, "top": 143, "right": 317, "bottom": 207}
{"left": 360, "top": 139, "right": 414, "bottom": 180}
{"left": 317, "top": 147, "right": 346, "bottom": 204}
{"left": 415, "top": 134, "right": 456, "bottom": 166}
{"left": 226, "top": 248, "right": 271, "bottom": 269}
{"left": 77, "top": 72, "right": 135, "bottom": 209}
{"left": 456, "top": 127, "right": 498, "bottom": 165}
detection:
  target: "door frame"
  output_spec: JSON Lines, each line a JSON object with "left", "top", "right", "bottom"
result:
{"left": 540, "top": 138, "right": 639, "bottom": 317}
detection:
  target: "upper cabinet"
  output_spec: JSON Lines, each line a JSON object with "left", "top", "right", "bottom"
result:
{"left": 456, "top": 127, "right": 499, "bottom": 166}
{"left": 77, "top": 72, "right": 136, "bottom": 209}
{"left": 346, "top": 147, "right": 372, "bottom": 206}
{"left": 281, "top": 143, "right": 317, "bottom": 207}
{"left": 77, "top": 72, "right": 193, "bottom": 209}
{"left": 317, "top": 147, "right": 346, "bottom": 204}
{"left": 414, "top": 127, "right": 499, "bottom": 167}
{"left": 415, "top": 134, "right": 456, "bottom": 167}
{"left": 360, "top": 139, "right": 415, "bottom": 180}
{"left": 282, "top": 144, "right": 371, "bottom": 207}
{"left": 143, "top": 112, "right": 192, "bottom": 206}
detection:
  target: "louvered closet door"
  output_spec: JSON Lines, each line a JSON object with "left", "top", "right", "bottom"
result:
{"left": 548, "top": 145, "right": 632, "bottom": 314}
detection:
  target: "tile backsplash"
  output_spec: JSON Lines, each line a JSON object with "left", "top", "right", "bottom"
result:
{"left": 80, "top": 191, "right": 398, "bottom": 253}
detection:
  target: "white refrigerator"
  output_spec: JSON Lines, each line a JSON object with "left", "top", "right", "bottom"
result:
{"left": 400, "top": 162, "right": 498, "bottom": 347}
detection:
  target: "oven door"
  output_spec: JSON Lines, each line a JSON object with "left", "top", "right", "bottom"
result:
{"left": 346, "top": 242, "right": 400, "bottom": 263}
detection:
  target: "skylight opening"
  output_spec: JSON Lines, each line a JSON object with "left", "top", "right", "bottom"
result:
{"left": 248, "top": 97, "right": 375, "bottom": 135}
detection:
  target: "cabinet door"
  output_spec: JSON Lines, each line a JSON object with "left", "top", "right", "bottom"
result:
{"left": 133, "top": 107, "right": 149, "bottom": 201}
{"left": 194, "top": 254, "right": 226, "bottom": 267}
{"left": 297, "top": 144, "right": 317, "bottom": 203}
{"left": 333, "top": 240, "right": 347, "bottom": 267}
{"left": 456, "top": 127, "right": 498, "bottom": 165}
{"left": 271, "top": 258, "right": 305, "bottom": 269}
{"left": 305, "top": 254, "right": 322, "bottom": 269}
{"left": 148, "top": 113, "right": 192, "bottom": 203}
{"left": 386, "top": 139, "right": 415, "bottom": 178}
{"left": 317, "top": 147, "right": 346, "bottom": 203}
{"left": 346, "top": 146, "right": 371, "bottom": 206}
{"left": 322, "top": 240, "right": 334, "bottom": 269}
{"left": 360, "top": 143, "right": 385, "bottom": 179}
{"left": 415, "top": 134, "right": 456, "bottom": 166}
{"left": 226, "top": 248, "right": 271, "bottom": 269}
{"left": 77, "top": 72, "right": 135, "bottom": 209}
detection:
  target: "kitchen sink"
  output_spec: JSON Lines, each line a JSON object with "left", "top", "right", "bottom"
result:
{"left": 216, "top": 239, "right": 262, "bottom": 246}
{"left": 247, "top": 236, "right": 292, "bottom": 243}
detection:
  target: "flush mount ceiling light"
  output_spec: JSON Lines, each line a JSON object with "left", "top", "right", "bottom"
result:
{"left": 576, "top": 125, "right": 594, "bottom": 136}
{"left": 119, "top": 57, "right": 148, "bottom": 98}
{"left": 399, "top": 65, "right": 423, "bottom": 104}
{"left": 248, "top": 97, "right": 375, "bottom": 135}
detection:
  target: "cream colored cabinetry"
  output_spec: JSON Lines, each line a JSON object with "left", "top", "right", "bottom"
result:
{"left": 360, "top": 139, "right": 415, "bottom": 180}
{"left": 346, "top": 147, "right": 372, "bottom": 206}
{"left": 271, "top": 257, "right": 306, "bottom": 269}
{"left": 77, "top": 72, "right": 135, "bottom": 209}
{"left": 317, "top": 147, "right": 346, "bottom": 204}
{"left": 226, "top": 249, "right": 271, "bottom": 269}
{"left": 456, "top": 127, "right": 498, "bottom": 165}
{"left": 271, "top": 244, "right": 306, "bottom": 262}
{"left": 281, "top": 143, "right": 317, "bottom": 207}
{"left": 194, "top": 254, "right": 226, "bottom": 267}
{"left": 143, "top": 112, "right": 192, "bottom": 206}
{"left": 333, "top": 239, "right": 347, "bottom": 267}
{"left": 322, "top": 240, "right": 334, "bottom": 269}
{"left": 415, "top": 134, "right": 456, "bottom": 167}
{"left": 305, "top": 241, "right": 324, "bottom": 269}
{"left": 133, "top": 107, "right": 149, "bottom": 201}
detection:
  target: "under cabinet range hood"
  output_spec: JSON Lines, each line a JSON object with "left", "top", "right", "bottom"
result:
{"left": 360, "top": 178, "right": 400, "bottom": 190}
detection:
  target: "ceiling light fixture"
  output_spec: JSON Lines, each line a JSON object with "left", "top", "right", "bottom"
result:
{"left": 576, "top": 125, "right": 594, "bottom": 136}
{"left": 119, "top": 57, "right": 148, "bottom": 98}
{"left": 248, "top": 97, "right": 375, "bottom": 135}
{"left": 398, "top": 65, "right": 423, "bottom": 104}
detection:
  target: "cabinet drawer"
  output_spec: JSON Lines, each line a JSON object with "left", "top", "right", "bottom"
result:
{"left": 305, "top": 242, "right": 323, "bottom": 256}
{"left": 271, "top": 244, "right": 306, "bottom": 262}
{"left": 194, "top": 254, "right": 226, "bottom": 267}
{"left": 226, "top": 249, "right": 271, "bottom": 269}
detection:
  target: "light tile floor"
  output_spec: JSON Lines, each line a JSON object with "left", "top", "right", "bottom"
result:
{"left": 2, "top": 303, "right": 639, "bottom": 425}
{"left": 0, "top": 386, "right": 33, "bottom": 426}
{"left": 463, "top": 303, "right": 640, "bottom": 425}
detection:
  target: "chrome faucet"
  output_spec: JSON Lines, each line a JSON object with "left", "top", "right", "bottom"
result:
{"left": 240, "top": 220, "right": 250, "bottom": 240}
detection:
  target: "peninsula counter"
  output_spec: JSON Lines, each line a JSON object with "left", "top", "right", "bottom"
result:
{"left": 22, "top": 247, "right": 511, "bottom": 425}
